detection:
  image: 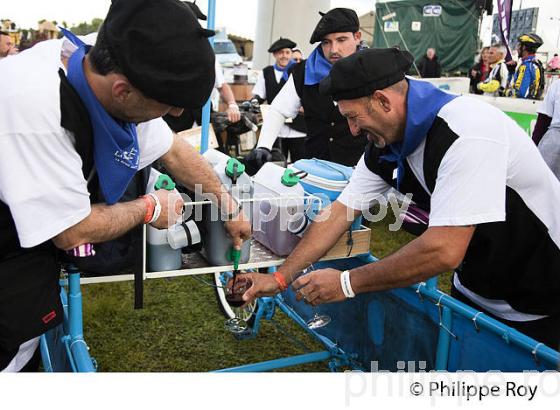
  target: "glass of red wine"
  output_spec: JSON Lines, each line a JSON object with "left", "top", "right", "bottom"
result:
{"left": 224, "top": 274, "right": 253, "bottom": 334}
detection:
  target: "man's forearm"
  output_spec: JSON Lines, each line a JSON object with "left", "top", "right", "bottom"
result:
{"left": 278, "top": 202, "right": 356, "bottom": 283}
{"left": 219, "top": 83, "right": 236, "bottom": 105}
{"left": 350, "top": 226, "right": 475, "bottom": 294}
{"left": 53, "top": 199, "right": 147, "bottom": 250}
{"left": 162, "top": 135, "right": 237, "bottom": 212}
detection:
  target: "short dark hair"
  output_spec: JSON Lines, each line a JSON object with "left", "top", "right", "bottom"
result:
{"left": 89, "top": 26, "right": 121, "bottom": 75}
{"left": 0, "top": 31, "right": 9, "bottom": 36}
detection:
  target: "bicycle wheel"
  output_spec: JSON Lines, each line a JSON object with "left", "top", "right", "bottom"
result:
{"left": 214, "top": 271, "right": 258, "bottom": 327}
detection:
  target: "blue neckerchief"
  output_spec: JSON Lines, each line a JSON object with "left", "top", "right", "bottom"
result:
{"left": 304, "top": 45, "right": 332, "bottom": 85}
{"left": 380, "top": 79, "right": 458, "bottom": 190}
{"left": 62, "top": 28, "right": 139, "bottom": 205}
{"left": 276, "top": 59, "right": 296, "bottom": 81}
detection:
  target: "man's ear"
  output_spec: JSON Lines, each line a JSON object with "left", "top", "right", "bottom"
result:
{"left": 112, "top": 79, "right": 132, "bottom": 104}
{"left": 354, "top": 31, "right": 362, "bottom": 42}
{"left": 373, "top": 90, "right": 391, "bottom": 112}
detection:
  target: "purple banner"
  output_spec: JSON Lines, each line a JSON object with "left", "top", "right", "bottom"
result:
{"left": 497, "top": 0, "right": 513, "bottom": 61}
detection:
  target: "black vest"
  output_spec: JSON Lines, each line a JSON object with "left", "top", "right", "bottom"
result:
{"left": 263, "top": 65, "right": 285, "bottom": 104}
{"left": 292, "top": 61, "right": 367, "bottom": 166}
{"left": 263, "top": 65, "right": 307, "bottom": 134}
{"left": 364, "top": 117, "right": 560, "bottom": 316}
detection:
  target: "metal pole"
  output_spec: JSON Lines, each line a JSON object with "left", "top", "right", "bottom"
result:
{"left": 200, "top": 0, "right": 217, "bottom": 154}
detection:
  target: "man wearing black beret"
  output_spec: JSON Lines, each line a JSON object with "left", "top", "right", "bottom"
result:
{"left": 242, "top": 48, "right": 560, "bottom": 349}
{"left": 0, "top": 0, "right": 251, "bottom": 371}
{"left": 245, "top": 7, "right": 368, "bottom": 170}
{"left": 252, "top": 37, "right": 307, "bottom": 163}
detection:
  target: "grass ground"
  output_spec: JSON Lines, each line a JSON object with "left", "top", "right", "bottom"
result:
{"left": 82, "top": 213, "right": 452, "bottom": 372}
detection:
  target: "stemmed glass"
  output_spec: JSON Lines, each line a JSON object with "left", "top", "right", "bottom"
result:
{"left": 295, "top": 265, "right": 331, "bottom": 329}
{"left": 224, "top": 273, "right": 253, "bottom": 334}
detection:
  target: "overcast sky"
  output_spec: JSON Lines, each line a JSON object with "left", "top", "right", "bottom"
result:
{"left": 2, "top": 0, "right": 375, "bottom": 39}
{"left": 2, "top": 0, "right": 558, "bottom": 52}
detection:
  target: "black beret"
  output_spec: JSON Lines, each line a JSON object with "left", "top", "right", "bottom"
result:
{"left": 310, "top": 8, "right": 359, "bottom": 44}
{"left": 102, "top": 0, "right": 215, "bottom": 109}
{"left": 268, "top": 37, "right": 297, "bottom": 53}
{"left": 183, "top": 1, "right": 207, "bottom": 20}
{"left": 319, "top": 48, "right": 414, "bottom": 101}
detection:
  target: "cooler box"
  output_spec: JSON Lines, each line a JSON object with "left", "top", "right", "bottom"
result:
{"left": 290, "top": 159, "right": 362, "bottom": 231}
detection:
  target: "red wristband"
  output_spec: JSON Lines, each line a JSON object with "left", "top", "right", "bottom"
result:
{"left": 141, "top": 195, "right": 155, "bottom": 224}
{"left": 273, "top": 271, "right": 288, "bottom": 291}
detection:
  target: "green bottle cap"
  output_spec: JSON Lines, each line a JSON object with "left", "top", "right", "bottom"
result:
{"left": 225, "top": 158, "right": 245, "bottom": 180}
{"left": 227, "top": 248, "right": 242, "bottom": 271}
{"left": 154, "top": 174, "right": 176, "bottom": 191}
{"left": 281, "top": 169, "right": 300, "bottom": 187}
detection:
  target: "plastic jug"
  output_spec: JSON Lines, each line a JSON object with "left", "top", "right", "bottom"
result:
{"left": 146, "top": 171, "right": 183, "bottom": 272}
{"left": 252, "top": 163, "right": 306, "bottom": 256}
{"left": 198, "top": 157, "right": 253, "bottom": 266}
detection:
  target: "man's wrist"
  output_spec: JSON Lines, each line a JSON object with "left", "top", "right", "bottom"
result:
{"left": 273, "top": 271, "right": 288, "bottom": 292}
{"left": 141, "top": 195, "right": 155, "bottom": 224}
{"left": 340, "top": 270, "right": 356, "bottom": 298}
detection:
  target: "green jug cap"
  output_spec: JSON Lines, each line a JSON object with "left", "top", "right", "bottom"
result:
{"left": 225, "top": 158, "right": 245, "bottom": 179}
{"left": 154, "top": 174, "right": 176, "bottom": 191}
{"left": 227, "top": 248, "right": 241, "bottom": 270}
{"left": 281, "top": 169, "right": 300, "bottom": 187}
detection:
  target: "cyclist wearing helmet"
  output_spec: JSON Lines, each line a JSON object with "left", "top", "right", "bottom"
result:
{"left": 512, "top": 33, "right": 545, "bottom": 100}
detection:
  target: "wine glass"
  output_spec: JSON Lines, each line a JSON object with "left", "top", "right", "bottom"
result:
{"left": 296, "top": 265, "right": 331, "bottom": 329}
{"left": 224, "top": 273, "right": 253, "bottom": 334}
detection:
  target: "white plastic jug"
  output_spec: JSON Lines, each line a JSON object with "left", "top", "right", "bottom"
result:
{"left": 252, "top": 163, "right": 306, "bottom": 256}
{"left": 146, "top": 169, "right": 183, "bottom": 272}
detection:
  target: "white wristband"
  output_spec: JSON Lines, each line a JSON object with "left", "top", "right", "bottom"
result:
{"left": 340, "top": 270, "right": 356, "bottom": 298}
{"left": 147, "top": 193, "right": 162, "bottom": 224}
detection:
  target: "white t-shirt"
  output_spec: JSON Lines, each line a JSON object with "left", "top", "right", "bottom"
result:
{"left": 538, "top": 79, "right": 560, "bottom": 128}
{"left": 338, "top": 95, "right": 560, "bottom": 321}
{"left": 214, "top": 60, "right": 225, "bottom": 89}
{"left": 0, "top": 38, "right": 173, "bottom": 249}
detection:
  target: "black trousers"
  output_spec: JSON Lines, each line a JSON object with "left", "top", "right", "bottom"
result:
{"left": 279, "top": 137, "right": 307, "bottom": 163}
{"left": 451, "top": 286, "right": 560, "bottom": 351}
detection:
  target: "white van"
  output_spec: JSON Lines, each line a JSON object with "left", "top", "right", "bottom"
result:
{"left": 214, "top": 39, "right": 243, "bottom": 67}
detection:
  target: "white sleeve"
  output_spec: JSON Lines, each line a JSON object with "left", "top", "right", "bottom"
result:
{"left": 136, "top": 118, "right": 174, "bottom": 169}
{"left": 270, "top": 75, "right": 302, "bottom": 119}
{"left": 0, "top": 129, "right": 91, "bottom": 248}
{"left": 214, "top": 60, "right": 225, "bottom": 89}
{"left": 257, "top": 107, "right": 288, "bottom": 149}
{"left": 429, "top": 138, "right": 508, "bottom": 227}
{"left": 252, "top": 71, "right": 266, "bottom": 100}
{"left": 537, "top": 80, "right": 559, "bottom": 118}
{"left": 337, "top": 156, "right": 392, "bottom": 211}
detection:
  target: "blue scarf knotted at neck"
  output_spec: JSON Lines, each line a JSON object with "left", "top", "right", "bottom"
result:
{"left": 276, "top": 59, "right": 296, "bottom": 82}
{"left": 380, "top": 79, "right": 457, "bottom": 190}
{"left": 304, "top": 45, "right": 332, "bottom": 85}
{"left": 61, "top": 28, "right": 139, "bottom": 205}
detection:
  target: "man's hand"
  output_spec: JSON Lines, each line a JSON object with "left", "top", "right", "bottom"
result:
{"left": 227, "top": 103, "right": 241, "bottom": 123}
{"left": 224, "top": 212, "right": 252, "bottom": 250}
{"left": 244, "top": 147, "right": 272, "bottom": 171}
{"left": 240, "top": 272, "right": 282, "bottom": 303}
{"left": 149, "top": 189, "right": 184, "bottom": 229}
{"left": 292, "top": 268, "right": 346, "bottom": 306}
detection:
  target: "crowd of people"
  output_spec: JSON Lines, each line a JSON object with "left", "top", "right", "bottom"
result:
{"left": 469, "top": 34, "right": 547, "bottom": 100}
{"left": 0, "top": 0, "right": 559, "bottom": 373}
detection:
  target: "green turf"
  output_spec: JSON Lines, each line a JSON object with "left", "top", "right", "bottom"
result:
{"left": 82, "top": 209, "right": 452, "bottom": 371}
